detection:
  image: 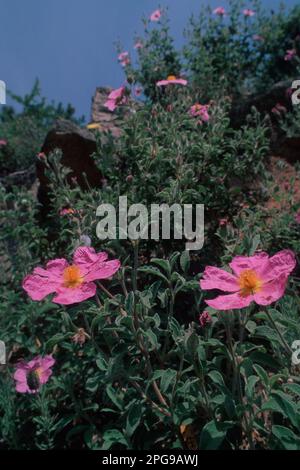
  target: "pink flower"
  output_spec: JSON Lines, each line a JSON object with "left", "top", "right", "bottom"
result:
{"left": 118, "top": 51, "right": 130, "bottom": 67}
{"left": 134, "top": 87, "right": 142, "bottom": 97}
{"left": 0, "top": 139, "right": 7, "bottom": 147}
{"left": 150, "top": 9, "right": 161, "bottom": 22}
{"left": 189, "top": 103, "right": 210, "bottom": 122}
{"left": 14, "top": 355, "right": 55, "bottom": 394}
{"left": 156, "top": 75, "right": 188, "bottom": 87}
{"left": 134, "top": 41, "right": 143, "bottom": 50}
{"left": 104, "top": 86, "right": 127, "bottom": 112}
{"left": 22, "top": 247, "right": 121, "bottom": 305}
{"left": 284, "top": 49, "right": 296, "bottom": 61}
{"left": 37, "top": 152, "right": 46, "bottom": 160}
{"left": 243, "top": 9, "right": 255, "bottom": 17}
{"left": 199, "top": 311, "right": 212, "bottom": 328}
{"left": 271, "top": 103, "right": 287, "bottom": 116}
{"left": 213, "top": 7, "right": 226, "bottom": 16}
{"left": 59, "top": 207, "right": 76, "bottom": 216}
{"left": 200, "top": 250, "right": 296, "bottom": 310}
{"left": 219, "top": 217, "right": 228, "bottom": 226}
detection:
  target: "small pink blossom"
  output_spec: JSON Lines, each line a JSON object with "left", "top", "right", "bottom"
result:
{"left": 150, "top": 9, "right": 162, "bottom": 22}
{"left": 156, "top": 75, "right": 188, "bottom": 87}
{"left": 59, "top": 207, "right": 76, "bottom": 216}
{"left": 219, "top": 217, "right": 229, "bottom": 226}
{"left": 104, "top": 86, "right": 127, "bottom": 112}
{"left": 0, "top": 139, "right": 7, "bottom": 147}
{"left": 134, "top": 41, "right": 143, "bottom": 50}
{"left": 22, "top": 247, "right": 121, "bottom": 305}
{"left": 37, "top": 151, "right": 46, "bottom": 160}
{"left": 118, "top": 51, "right": 130, "bottom": 67}
{"left": 213, "top": 7, "right": 226, "bottom": 16}
{"left": 284, "top": 49, "right": 296, "bottom": 61}
{"left": 189, "top": 103, "right": 210, "bottom": 122}
{"left": 271, "top": 103, "right": 287, "bottom": 116}
{"left": 14, "top": 355, "right": 55, "bottom": 394}
{"left": 199, "top": 311, "right": 212, "bottom": 328}
{"left": 134, "top": 87, "right": 142, "bottom": 97}
{"left": 200, "top": 250, "right": 296, "bottom": 310}
{"left": 243, "top": 9, "right": 255, "bottom": 17}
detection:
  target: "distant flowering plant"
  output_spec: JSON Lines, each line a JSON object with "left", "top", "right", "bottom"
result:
{"left": 200, "top": 250, "right": 296, "bottom": 310}
{"left": 213, "top": 7, "right": 226, "bottom": 16}
{"left": 118, "top": 51, "right": 130, "bottom": 67}
{"left": 22, "top": 247, "right": 120, "bottom": 305}
{"left": 243, "top": 9, "right": 255, "bottom": 17}
{"left": 14, "top": 355, "right": 55, "bottom": 394}
{"left": 271, "top": 103, "right": 287, "bottom": 116}
{"left": 253, "top": 34, "right": 264, "bottom": 42}
{"left": 189, "top": 103, "right": 210, "bottom": 122}
{"left": 134, "top": 41, "right": 143, "bottom": 50}
{"left": 104, "top": 86, "right": 128, "bottom": 112}
{"left": 0, "top": 139, "right": 7, "bottom": 147}
{"left": 59, "top": 207, "right": 76, "bottom": 216}
{"left": 284, "top": 49, "right": 296, "bottom": 61}
{"left": 150, "top": 9, "right": 162, "bottom": 22}
{"left": 156, "top": 75, "right": 188, "bottom": 87}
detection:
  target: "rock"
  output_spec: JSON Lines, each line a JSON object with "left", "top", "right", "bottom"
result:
{"left": 37, "top": 119, "right": 102, "bottom": 211}
{"left": 230, "top": 80, "right": 293, "bottom": 127}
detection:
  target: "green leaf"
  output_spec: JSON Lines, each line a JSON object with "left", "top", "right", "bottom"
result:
{"left": 102, "top": 429, "right": 128, "bottom": 449}
{"left": 106, "top": 385, "right": 124, "bottom": 411}
{"left": 160, "top": 369, "right": 177, "bottom": 393}
{"left": 150, "top": 258, "right": 171, "bottom": 276}
{"left": 180, "top": 251, "right": 190, "bottom": 273}
{"left": 253, "top": 364, "right": 269, "bottom": 387}
{"left": 138, "top": 266, "right": 169, "bottom": 283}
{"left": 200, "top": 420, "right": 232, "bottom": 450}
{"left": 126, "top": 402, "right": 143, "bottom": 437}
{"left": 272, "top": 425, "right": 300, "bottom": 450}
{"left": 245, "top": 375, "right": 259, "bottom": 400}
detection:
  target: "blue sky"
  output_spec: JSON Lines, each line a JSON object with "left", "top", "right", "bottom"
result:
{"left": 1, "top": 0, "right": 299, "bottom": 120}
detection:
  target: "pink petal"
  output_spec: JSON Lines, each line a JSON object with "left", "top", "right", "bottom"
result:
{"left": 254, "top": 275, "right": 288, "bottom": 306}
{"left": 39, "top": 368, "right": 53, "bottom": 384}
{"left": 200, "top": 266, "right": 239, "bottom": 292}
{"left": 15, "top": 381, "right": 30, "bottom": 393}
{"left": 104, "top": 99, "right": 116, "bottom": 111}
{"left": 52, "top": 282, "right": 96, "bottom": 305}
{"left": 73, "top": 247, "right": 108, "bottom": 270}
{"left": 14, "top": 368, "right": 27, "bottom": 382}
{"left": 229, "top": 252, "right": 269, "bottom": 276}
{"left": 40, "top": 355, "right": 55, "bottom": 370}
{"left": 84, "top": 259, "right": 120, "bottom": 282}
{"left": 206, "top": 292, "right": 252, "bottom": 310}
{"left": 23, "top": 259, "right": 68, "bottom": 301}
{"left": 269, "top": 250, "right": 296, "bottom": 277}
{"left": 28, "top": 357, "right": 41, "bottom": 369}
{"left": 73, "top": 247, "right": 120, "bottom": 281}
{"left": 156, "top": 80, "right": 169, "bottom": 86}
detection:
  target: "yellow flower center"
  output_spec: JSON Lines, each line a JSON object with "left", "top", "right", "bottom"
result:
{"left": 167, "top": 75, "right": 177, "bottom": 81}
{"left": 238, "top": 269, "right": 262, "bottom": 297}
{"left": 63, "top": 265, "right": 84, "bottom": 288}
